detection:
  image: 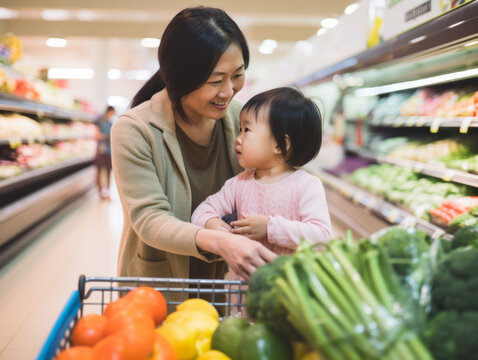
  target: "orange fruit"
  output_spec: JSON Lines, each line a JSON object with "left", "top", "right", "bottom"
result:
{"left": 71, "top": 313, "right": 107, "bottom": 347}
{"left": 106, "top": 305, "right": 155, "bottom": 335}
{"left": 152, "top": 333, "right": 177, "bottom": 360}
{"left": 93, "top": 334, "right": 128, "bottom": 360}
{"left": 118, "top": 322, "right": 156, "bottom": 360}
{"left": 126, "top": 286, "right": 167, "bottom": 325}
{"left": 104, "top": 296, "right": 135, "bottom": 319}
{"left": 55, "top": 346, "right": 94, "bottom": 360}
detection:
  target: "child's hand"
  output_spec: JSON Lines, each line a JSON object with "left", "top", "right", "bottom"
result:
{"left": 205, "top": 218, "right": 232, "bottom": 233}
{"left": 230, "top": 214, "right": 268, "bottom": 241}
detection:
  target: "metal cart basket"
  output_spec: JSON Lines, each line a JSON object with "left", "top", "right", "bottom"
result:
{"left": 37, "top": 275, "right": 247, "bottom": 360}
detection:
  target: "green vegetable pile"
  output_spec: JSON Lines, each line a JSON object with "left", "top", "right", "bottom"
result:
{"left": 246, "top": 231, "right": 433, "bottom": 360}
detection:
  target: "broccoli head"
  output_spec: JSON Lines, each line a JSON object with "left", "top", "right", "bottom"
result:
{"left": 431, "top": 248, "right": 478, "bottom": 313}
{"left": 376, "top": 227, "right": 431, "bottom": 276}
{"left": 451, "top": 225, "right": 478, "bottom": 249}
{"left": 245, "top": 255, "right": 301, "bottom": 340}
{"left": 425, "top": 311, "right": 478, "bottom": 360}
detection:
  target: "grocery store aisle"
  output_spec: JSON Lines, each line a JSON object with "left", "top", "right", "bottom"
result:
{"left": 0, "top": 182, "right": 123, "bottom": 360}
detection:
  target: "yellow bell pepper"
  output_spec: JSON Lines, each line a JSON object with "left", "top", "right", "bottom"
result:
{"left": 157, "top": 310, "right": 219, "bottom": 360}
{"left": 175, "top": 298, "right": 219, "bottom": 322}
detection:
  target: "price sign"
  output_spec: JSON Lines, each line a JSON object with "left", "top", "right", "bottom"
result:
{"left": 430, "top": 118, "right": 441, "bottom": 133}
{"left": 459, "top": 117, "right": 473, "bottom": 134}
{"left": 415, "top": 117, "right": 427, "bottom": 127}
{"left": 442, "top": 170, "right": 455, "bottom": 182}
{"left": 386, "top": 209, "right": 400, "bottom": 223}
{"left": 401, "top": 216, "right": 417, "bottom": 228}
{"left": 394, "top": 116, "right": 405, "bottom": 127}
{"left": 8, "top": 137, "right": 22, "bottom": 149}
{"left": 406, "top": 117, "right": 417, "bottom": 127}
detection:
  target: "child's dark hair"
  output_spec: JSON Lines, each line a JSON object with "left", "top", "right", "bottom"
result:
{"left": 241, "top": 87, "right": 322, "bottom": 167}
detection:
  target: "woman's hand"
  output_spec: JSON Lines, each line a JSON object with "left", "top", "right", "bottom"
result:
{"left": 231, "top": 214, "right": 268, "bottom": 241}
{"left": 195, "top": 229, "right": 277, "bottom": 280}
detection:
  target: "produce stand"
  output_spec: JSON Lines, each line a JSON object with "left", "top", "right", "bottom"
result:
{"left": 36, "top": 275, "right": 247, "bottom": 360}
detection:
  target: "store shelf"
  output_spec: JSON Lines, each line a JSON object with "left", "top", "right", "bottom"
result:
{"left": 0, "top": 166, "right": 95, "bottom": 265}
{"left": 0, "top": 155, "right": 94, "bottom": 198}
{"left": 0, "top": 92, "right": 95, "bottom": 122}
{"left": 0, "top": 135, "right": 94, "bottom": 146}
{"left": 294, "top": 1, "right": 478, "bottom": 87}
{"left": 318, "top": 170, "right": 448, "bottom": 239}
{"left": 369, "top": 115, "right": 478, "bottom": 131}
{"left": 351, "top": 148, "right": 478, "bottom": 188}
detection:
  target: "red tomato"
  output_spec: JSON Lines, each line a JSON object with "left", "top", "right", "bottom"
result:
{"left": 71, "top": 313, "right": 107, "bottom": 347}
{"left": 126, "top": 286, "right": 167, "bottom": 325}
{"left": 55, "top": 346, "right": 94, "bottom": 360}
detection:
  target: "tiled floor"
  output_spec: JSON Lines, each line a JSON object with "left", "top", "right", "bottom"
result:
{"left": 0, "top": 183, "right": 123, "bottom": 360}
{"left": 0, "top": 180, "right": 349, "bottom": 360}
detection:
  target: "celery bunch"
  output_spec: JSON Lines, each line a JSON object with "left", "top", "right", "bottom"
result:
{"left": 274, "top": 231, "right": 433, "bottom": 360}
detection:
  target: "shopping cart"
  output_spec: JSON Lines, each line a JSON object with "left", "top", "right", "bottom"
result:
{"left": 37, "top": 275, "right": 247, "bottom": 360}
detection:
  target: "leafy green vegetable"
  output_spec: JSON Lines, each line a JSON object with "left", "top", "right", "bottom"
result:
{"left": 451, "top": 225, "right": 478, "bottom": 249}
{"left": 431, "top": 248, "right": 478, "bottom": 313}
{"left": 375, "top": 228, "right": 430, "bottom": 276}
{"left": 266, "top": 232, "right": 432, "bottom": 360}
{"left": 425, "top": 311, "right": 478, "bottom": 360}
{"left": 245, "top": 255, "right": 301, "bottom": 340}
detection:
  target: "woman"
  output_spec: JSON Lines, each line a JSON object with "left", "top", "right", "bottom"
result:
{"left": 111, "top": 6, "right": 276, "bottom": 283}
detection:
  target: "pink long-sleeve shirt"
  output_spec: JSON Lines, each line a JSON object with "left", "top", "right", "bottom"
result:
{"left": 191, "top": 169, "right": 332, "bottom": 255}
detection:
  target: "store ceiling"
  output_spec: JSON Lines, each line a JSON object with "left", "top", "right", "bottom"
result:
{"left": 1, "top": 1, "right": 352, "bottom": 42}
{"left": 0, "top": 0, "right": 355, "bottom": 110}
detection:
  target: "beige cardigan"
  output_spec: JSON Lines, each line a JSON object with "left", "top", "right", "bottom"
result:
{"left": 111, "top": 90, "right": 243, "bottom": 278}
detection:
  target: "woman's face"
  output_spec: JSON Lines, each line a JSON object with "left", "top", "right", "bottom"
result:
{"left": 181, "top": 43, "right": 245, "bottom": 123}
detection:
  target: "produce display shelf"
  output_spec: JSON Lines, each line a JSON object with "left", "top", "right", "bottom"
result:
{"left": 0, "top": 154, "right": 94, "bottom": 197}
{"left": 368, "top": 115, "right": 478, "bottom": 131}
{"left": 0, "top": 92, "right": 95, "bottom": 122}
{"left": 318, "top": 170, "right": 448, "bottom": 239}
{"left": 353, "top": 148, "right": 478, "bottom": 188}
{"left": 294, "top": 1, "right": 478, "bottom": 87}
{"left": 0, "top": 135, "right": 94, "bottom": 146}
{"left": 37, "top": 275, "right": 247, "bottom": 360}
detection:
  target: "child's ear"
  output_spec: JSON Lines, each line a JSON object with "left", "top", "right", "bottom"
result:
{"left": 274, "top": 135, "right": 291, "bottom": 155}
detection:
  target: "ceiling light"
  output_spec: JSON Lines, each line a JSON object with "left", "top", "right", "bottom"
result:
{"left": 77, "top": 10, "right": 96, "bottom": 21}
{"left": 48, "top": 68, "right": 94, "bottom": 80}
{"left": 345, "top": 3, "right": 359, "bottom": 15}
{"left": 108, "top": 96, "right": 130, "bottom": 108}
{"left": 259, "top": 39, "right": 278, "bottom": 55}
{"left": 355, "top": 68, "right": 478, "bottom": 97}
{"left": 46, "top": 38, "right": 68, "bottom": 47}
{"left": 0, "top": 7, "right": 18, "bottom": 19}
{"left": 464, "top": 40, "right": 478, "bottom": 47}
{"left": 321, "top": 18, "right": 339, "bottom": 29}
{"left": 127, "top": 69, "right": 152, "bottom": 80}
{"left": 141, "top": 38, "right": 161, "bottom": 48}
{"left": 316, "top": 28, "right": 327, "bottom": 36}
{"left": 42, "top": 9, "right": 72, "bottom": 21}
{"left": 108, "top": 69, "right": 122, "bottom": 80}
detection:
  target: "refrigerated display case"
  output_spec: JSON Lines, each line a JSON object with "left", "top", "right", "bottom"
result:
{"left": 299, "top": 2, "right": 478, "bottom": 239}
{"left": 0, "top": 84, "right": 97, "bottom": 267}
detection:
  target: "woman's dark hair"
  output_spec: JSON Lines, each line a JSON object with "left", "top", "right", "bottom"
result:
{"left": 241, "top": 87, "right": 323, "bottom": 167}
{"left": 131, "top": 6, "right": 249, "bottom": 120}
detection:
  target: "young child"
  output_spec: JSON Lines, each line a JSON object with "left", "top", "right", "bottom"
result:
{"left": 191, "top": 87, "right": 331, "bottom": 278}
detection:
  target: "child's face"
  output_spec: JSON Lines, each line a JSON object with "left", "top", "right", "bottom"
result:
{"left": 235, "top": 107, "right": 279, "bottom": 169}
